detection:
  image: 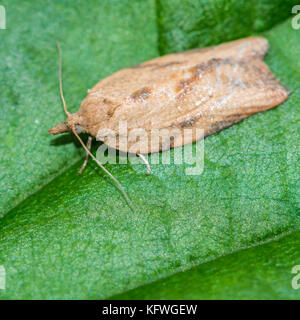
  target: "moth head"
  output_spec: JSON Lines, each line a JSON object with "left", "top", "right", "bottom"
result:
{"left": 48, "top": 121, "right": 70, "bottom": 134}
{"left": 48, "top": 113, "right": 83, "bottom": 135}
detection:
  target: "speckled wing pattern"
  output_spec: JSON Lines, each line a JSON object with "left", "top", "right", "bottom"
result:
{"left": 76, "top": 37, "right": 289, "bottom": 153}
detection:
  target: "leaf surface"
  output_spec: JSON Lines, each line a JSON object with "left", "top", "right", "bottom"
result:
{"left": 0, "top": 0, "right": 299, "bottom": 299}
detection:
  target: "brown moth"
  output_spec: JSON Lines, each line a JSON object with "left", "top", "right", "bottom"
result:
{"left": 49, "top": 37, "right": 289, "bottom": 204}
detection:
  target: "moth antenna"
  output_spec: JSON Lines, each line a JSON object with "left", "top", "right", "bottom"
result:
{"left": 56, "top": 41, "right": 70, "bottom": 117}
{"left": 56, "top": 42, "right": 134, "bottom": 210}
{"left": 137, "top": 154, "right": 151, "bottom": 174}
{"left": 71, "top": 125, "right": 134, "bottom": 210}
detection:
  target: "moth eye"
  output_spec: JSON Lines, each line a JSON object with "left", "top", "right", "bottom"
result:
{"left": 75, "top": 124, "right": 83, "bottom": 134}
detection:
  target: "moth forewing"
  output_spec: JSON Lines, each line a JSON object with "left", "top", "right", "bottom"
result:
{"left": 57, "top": 36, "right": 287, "bottom": 155}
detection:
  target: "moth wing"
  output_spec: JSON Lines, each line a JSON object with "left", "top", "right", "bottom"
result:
{"left": 103, "top": 57, "right": 288, "bottom": 154}
{"left": 78, "top": 37, "right": 288, "bottom": 154}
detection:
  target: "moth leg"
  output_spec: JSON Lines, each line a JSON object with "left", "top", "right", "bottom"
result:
{"left": 137, "top": 154, "right": 151, "bottom": 175}
{"left": 78, "top": 136, "right": 92, "bottom": 174}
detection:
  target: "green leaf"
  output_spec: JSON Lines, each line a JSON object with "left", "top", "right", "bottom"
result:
{"left": 111, "top": 231, "right": 300, "bottom": 299}
{"left": 0, "top": 0, "right": 159, "bottom": 216}
{"left": 157, "top": 0, "right": 300, "bottom": 54}
{"left": 0, "top": 0, "right": 299, "bottom": 299}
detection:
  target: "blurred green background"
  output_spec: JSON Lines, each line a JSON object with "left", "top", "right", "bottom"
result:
{"left": 0, "top": 0, "right": 299, "bottom": 299}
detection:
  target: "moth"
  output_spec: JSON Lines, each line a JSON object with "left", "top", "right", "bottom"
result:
{"left": 49, "top": 37, "right": 289, "bottom": 204}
